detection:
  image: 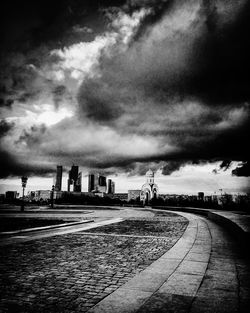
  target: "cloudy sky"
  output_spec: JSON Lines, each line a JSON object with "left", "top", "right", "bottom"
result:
{"left": 0, "top": 0, "right": 249, "bottom": 194}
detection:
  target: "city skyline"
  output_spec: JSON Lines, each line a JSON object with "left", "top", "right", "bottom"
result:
{"left": 0, "top": 0, "right": 249, "bottom": 194}
{"left": 0, "top": 161, "right": 248, "bottom": 196}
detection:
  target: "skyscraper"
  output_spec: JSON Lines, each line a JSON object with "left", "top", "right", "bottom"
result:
{"left": 107, "top": 179, "right": 115, "bottom": 194}
{"left": 98, "top": 175, "right": 107, "bottom": 193}
{"left": 74, "top": 172, "right": 82, "bottom": 192}
{"left": 88, "top": 173, "right": 108, "bottom": 193}
{"left": 88, "top": 174, "right": 95, "bottom": 192}
{"left": 107, "top": 179, "right": 112, "bottom": 194}
{"left": 68, "top": 165, "right": 79, "bottom": 192}
{"left": 69, "top": 165, "right": 79, "bottom": 182}
{"left": 55, "top": 166, "right": 63, "bottom": 191}
{"left": 98, "top": 175, "right": 107, "bottom": 187}
{"left": 111, "top": 181, "right": 115, "bottom": 194}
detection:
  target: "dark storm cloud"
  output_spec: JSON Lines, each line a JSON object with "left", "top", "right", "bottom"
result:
{"left": 219, "top": 160, "right": 232, "bottom": 171}
{"left": 0, "top": 0, "right": 129, "bottom": 52}
{"left": 0, "top": 150, "right": 54, "bottom": 178}
{"left": 232, "top": 161, "right": 250, "bottom": 177}
{"left": 0, "top": 98, "right": 13, "bottom": 108}
{"left": 1, "top": 0, "right": 250, "bottom": 179}
{"left": 78, "top": 79, "right": 123, "bottom": 122}
{"left": 162, "top": 161, "right": 186, "bottom": 175}
{"left": 77, "top": 0, "right": 250, "bottom": 171}
{"left": 187, "top": 2, "right": 250, "bottom": 106}
{"left": 0, "top": 120, "right": 15, "bottom": 138}
{"left": 0, "top": 0, "right": 128, "bottom": 110}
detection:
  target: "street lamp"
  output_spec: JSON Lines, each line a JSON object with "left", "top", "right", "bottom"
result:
{"left": 21, "top": 176, "right": 28, "bottom": 212}
{"left": 51, "top": 185, "right": 55, "bottom": 209}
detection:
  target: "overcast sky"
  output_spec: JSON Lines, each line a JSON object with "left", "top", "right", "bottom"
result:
{"left": 0, "top": 0, "right": 249, "bottom": 194}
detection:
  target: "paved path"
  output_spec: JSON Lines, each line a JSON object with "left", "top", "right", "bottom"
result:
{"left": 0, "top": 209, "right": 187, "bottom": 312}
{"left": 0, "top": 218, "right": 123, "bottom": 246}
{"left": 0, "top": 208, "right": 249, "bottom": 313}
{"left": 90, "top": 210, "right": 250, "bottom": 313}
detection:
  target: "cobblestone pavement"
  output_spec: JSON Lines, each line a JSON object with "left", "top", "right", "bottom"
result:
{"left": 0, "top": 213, "right": 188, "bottom": 313}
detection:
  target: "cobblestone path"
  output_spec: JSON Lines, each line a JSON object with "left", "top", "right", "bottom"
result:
{"left": 0, "top": 214, "right": 187, "bottom": 313}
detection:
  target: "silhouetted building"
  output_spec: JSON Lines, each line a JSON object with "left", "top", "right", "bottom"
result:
{"left": 198, "top": 192, "right": 204, "bottom": 201}
{"left": 5, "top": 191, "right": 18, "bottom": 200}
{"left": 74, "top": 172, "right": 82, "bottom": 192}
{"left": 55, "top": 165, "right": 63, "bottom": 191}
{"left": 68, "top": 165, "right": 79, "bottom": 192}
{"left": 88, "top": 173, "right": 107, "bottom": 193}
{"left": 107, "top": 179, "right": 112, "bottom": 193}
{"left": 107, "top": 179, "right": 115, "bottom": 194}
{"left": 99, "top": 175, "right": 106, "bottom": 187}
{"left": 111, "top": 181, "right": 115, "bottom": 194}
{"left": 88, "top": 174, "right": 95, "bottom": 192}
{"left": 70, "top": 165, "right": 79, "bottom": 181}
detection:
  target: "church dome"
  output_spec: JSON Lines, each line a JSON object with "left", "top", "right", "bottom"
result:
{"left": 146, "top": 169, "right": 154, "bottom": 177}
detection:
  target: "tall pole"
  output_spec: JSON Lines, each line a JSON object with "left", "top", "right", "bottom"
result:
{"left": 21, "top": 176, "right": 28, "bottom": 212}
{"left": 51, "top": 185, "right": 55, "bottom": 209}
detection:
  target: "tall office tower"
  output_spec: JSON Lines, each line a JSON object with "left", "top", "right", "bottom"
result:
{"left": 94, "top": 175, "right": 99, "bottom": 190}
{"left": 88, "top": 174, "right": 95, "bottom": 192}
{"left": 107, "top": 179, "right": 112, "bottom": 194}
{"left": 98, "top": 175, "right": 107, "bottom": 193}
{"left": 68, "top": 165, "right": 79, "bottom": 192}
{"left": 98, "top": 175, "right": 107, "bottom": 187}
{"left": 111, "top": 181, "right": 115, "bottom": 194}
{"left": 70, "top": 165, "right": 79, "bottom": 182}
{"left": 55, "top": 166, "right": 63, "bottom": 191}
{"left": 74, "top": 172, "right": 82, "bottom": 192}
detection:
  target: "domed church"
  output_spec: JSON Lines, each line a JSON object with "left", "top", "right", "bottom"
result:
{"left": 140, "top": 169, "right": 159, "bottom": 204}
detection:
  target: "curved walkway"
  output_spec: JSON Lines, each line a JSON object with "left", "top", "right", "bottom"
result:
{"left": 89, "top": 210, "right": 250, "bottom": 313}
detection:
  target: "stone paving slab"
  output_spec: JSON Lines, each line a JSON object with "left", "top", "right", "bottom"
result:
{"left": 88, "top": 288, "right": 152, "bottom": 313}
{"left": 90, "top": 212, "right": 206, "bottom": 313}
{"left": 0, "top": 212, "right": 188, "bottom": 313}
{"left": 1, "top": 208, "right": 250, "bottom": 313}
{"left": 90, "top": 209, "right": 250, "bottom": 313}
{"left": 158, "top": 273, "right": 204, "bottom": 297}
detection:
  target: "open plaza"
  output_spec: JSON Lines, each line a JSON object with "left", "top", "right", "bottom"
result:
{"left": 0, "top": 204, "right": 249, "bottom": 313}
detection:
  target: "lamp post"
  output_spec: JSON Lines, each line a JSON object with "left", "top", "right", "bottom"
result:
{"left": 21, "top": 176, "right": 28, "bottom": 212}
{"left": 51, "top": 185, "right": 55, "bottom": 209}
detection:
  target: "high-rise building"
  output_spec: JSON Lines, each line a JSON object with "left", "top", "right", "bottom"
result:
{"left": 55, "top": 166, "right": 63, "bottom": 191}
{"left": 88, "top": 174, "right": 95, "bottom": 192}
{"left": 88, "top": 173, "right": 108, "bottom": 193}
{"left": 68, "top": 165, "right": 79, "bottom": 192}
{"left": 107, "top": 179, "right": 112, "bottom": 193}
{"left": 107, "top": 179, "right": 115, "bottom": 194}
{"left": 74, "top": 172, "right": 82, "bottom": 192}
{"left": 111, "top": 181, "right": 115, "bottom": 194}
{"left": 98, "top": 175, "right": 107, "bottom": 187}
{"left": 69, "top": 165, "right": 79, "bottom": 182}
